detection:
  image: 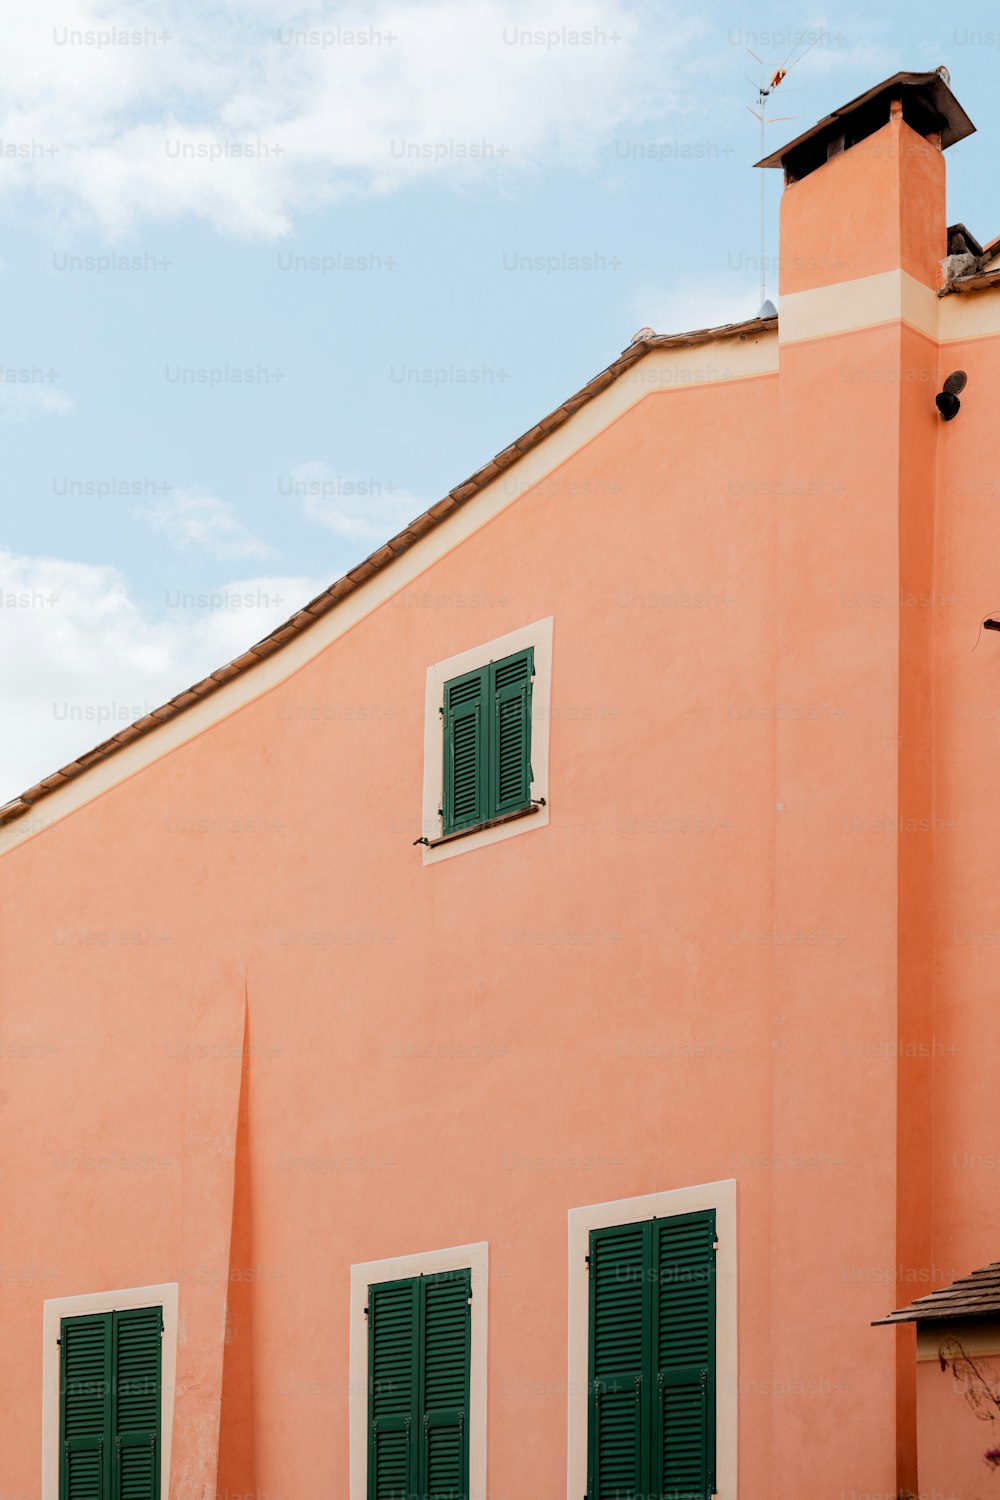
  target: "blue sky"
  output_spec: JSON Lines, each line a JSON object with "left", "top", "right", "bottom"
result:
{"left": 2, "top": 1, "right": 997, "bottom": 800}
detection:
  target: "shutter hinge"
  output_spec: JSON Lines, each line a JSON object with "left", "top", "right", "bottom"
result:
{"left": 363, "top": 1303, "right": 370, "bottom": 1318}
{"left": 713, "top": 1238, "right": 720, "bottom": 1252}
{"left": 585, "top": 1253, "right": 591, "bottom": 1271}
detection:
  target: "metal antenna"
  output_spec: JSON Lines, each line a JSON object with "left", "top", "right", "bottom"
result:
{"left": 745, "top": 33, "right": 817, "bottom": 311}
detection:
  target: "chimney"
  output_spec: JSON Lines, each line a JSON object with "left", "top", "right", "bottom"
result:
{"left": 756, "top": 69, "right": 974, "bottom": 295}
{"left": 755, "top": 71, "right": 976, "bottom": 1500}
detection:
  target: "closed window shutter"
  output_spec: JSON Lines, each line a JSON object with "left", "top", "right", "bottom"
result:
{"left": 588, "top": 1222, "right": 648, "bottom": 1500}
{"left": 420, "top": 1270, "right": 471, "bottom": 1500}
{"left": 112, "top": 1306, "right": 162, "bottom": 1500}
{"left": 60, "top": 1312, "right": 113, "bottom": 1500}
{"left": 368, "top": 1279, "right": 420, "bottom": 1500}
{"left": 490, "top": 649, "right": 533, "bottom": 817}
{"left": 443, "top": 668, "right": 488, "bottom": 833}
{"left": 60, "top": 1306, "right": 162, "bottom": 1500}
{"left": 368, "top": 1270, "right": 472, "bottom": 1500}
{"left": 588, "top": 1213, "right": 716, "bottom": 1500}
{"left": 651, "top": 1213, "right": 716, "bottom": 1500}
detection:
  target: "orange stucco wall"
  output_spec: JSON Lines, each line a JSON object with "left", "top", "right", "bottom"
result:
{"left": 917, "top": 1341, "right": 1000, "bottom": 1500}
{"left": 778, "top": 106, "right": 945, "bottom": 294}
{"left": 3, "top": 108, "right": 1000, "bottom": 1500}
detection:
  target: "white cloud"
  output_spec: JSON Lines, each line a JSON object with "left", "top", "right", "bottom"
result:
{"left": 290, "top": 460, "right": 425, "bottom": 541}
{"left": 138, "top": 489, "right": 275, "bottom": 559}
{"left": 0, "top": 0, "right": 700, "bottom": 239}
{"left": 0, "top": 383, "right": 75, "bottom": 422}
{"left": 0, "top": 548, "right": 326, "bottom": 803}
{"left": 630, "top": 275, "right": 767, "bottom": 337}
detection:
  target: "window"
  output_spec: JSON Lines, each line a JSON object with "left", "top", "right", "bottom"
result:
{"left": 442, "top": 648, "right": 534, "bottom": 835}
{"left": 60, "top": 1305, "right": 162, "bottom": 1500}
{"left": 421, "top": 619, "right": 551, "bottom": 864}
{"left": 587, "top": 1211, "right": 716, "bottom": 1500}
{"left": 368, "top": 1268, "right": 472, "bottom": 1500}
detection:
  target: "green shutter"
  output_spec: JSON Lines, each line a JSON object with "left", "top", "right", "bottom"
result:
{"left": 60, "top": 1307, "right": 162, "bottom": 1500}
{"left": 443, "top": 668, "right": 488, "bottom": 833}
{"left": 442, "top": 648, "right": 534, "bottom": 834}
{"left": 368, "top": 1270, "right": 472, "bottom": 1500}
{"left": 369, "top": 1279, "right": 419, "bottom": 1500}
{"left": 588, "top": 1223, "right": 648, "bottom": 1500}
{"left": 112, "top": 1307, "right": 162, "bottom": 1500}
{"left": 420, "top": 1271, "right": 471, "bottom": 1500}
{"left": 61, "top": 1313, "right": 112, "bottom": 1500}
{"left": 490, "top": 650, "right": 533, "bottom": 817}
{"left": 651, "top": 1214, "right": 715, "bottom": 1500}
{"left": 588, "top": 1214, "right": 716, "bottom": 1500}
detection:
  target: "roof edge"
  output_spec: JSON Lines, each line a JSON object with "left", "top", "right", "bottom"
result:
{"left": 1, "top": 313, "right": 778, "bottom": 832}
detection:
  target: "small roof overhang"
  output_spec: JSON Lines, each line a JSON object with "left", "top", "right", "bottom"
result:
{"left": 755, "top": 70, "right": 976, "bottom": 177}
{"left": 874, "top": 1260, "right": 1000, "bottom": 1326}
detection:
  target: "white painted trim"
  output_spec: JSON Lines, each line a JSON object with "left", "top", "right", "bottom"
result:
{"left": 939, "top": 287, "right": 1000, "bottom": 343}
{"left": 420, "top": 617, "right": 553, "bottom": 864}
{"left": 778, "top": 269, "right": 939, "bottom": 345}
{"left": 0, "top": 336, "right": 777, "bottom": 860}
{"left": 567, "top": 1181, "right": 737, "bottom": 1500}
{"left": 349, "top": 1241, "right": 489, "bottom": 1500}
{"left": 916, "top": 1321, "right": 1000, "bottom": 1360}
{"left": 42, "top": 1282, "right": 179, "bottom": 1500}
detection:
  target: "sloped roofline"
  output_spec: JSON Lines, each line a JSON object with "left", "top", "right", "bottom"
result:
{"left": 0, "top": 314, "right": 776, "bottom": 829}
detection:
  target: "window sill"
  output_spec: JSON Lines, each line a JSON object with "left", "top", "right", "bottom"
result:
{"left": 428, "top": 802, "right": 540, "bottom": 848}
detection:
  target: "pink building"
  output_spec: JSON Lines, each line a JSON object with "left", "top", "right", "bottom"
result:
{"left": 3, "top": 68, "right": 1000, "bottom": 1500}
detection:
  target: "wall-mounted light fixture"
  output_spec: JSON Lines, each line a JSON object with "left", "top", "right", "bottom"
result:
{"left": 936, "top": 370, "right": 967, "bottom": 420}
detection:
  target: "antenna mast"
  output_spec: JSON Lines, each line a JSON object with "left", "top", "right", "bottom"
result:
{"left": 745, "top": 33, "right": 817, "bottom": 311}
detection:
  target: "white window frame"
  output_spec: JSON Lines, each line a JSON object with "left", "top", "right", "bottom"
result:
{"left": 349, "top": 1241, "right": 488, "bottom": 1500}
{"left": 42, "top": 1281, "right": 178, "bottom": 1500}
{"left": 567, "top": 1180, "right": 737, "bottom": 1500}
{"left": 420, "top": 617, "right": 553, "bottom": 863}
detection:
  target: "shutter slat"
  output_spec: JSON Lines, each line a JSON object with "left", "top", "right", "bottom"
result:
{"left": 369, "top": 1280, "right": 418, "bottom": 1500}
{"left": 421, "top": 1270, "right": 470, "bottom": 1500}
{"left": 112, "top": 1307, "right": 162, "bottom": 1500}
{"left": 589, "top": 1223, "right": 646, "bottom": 1500}
{"left": 61, "top": 1313, "right": 112, "bottom": 1500}
{"left": 443, "top": 669, "right": 488, "bottom": 832}
{"left": 652, "top": 1213, "right": 716, "bottom": 1500}
{"left": 490, "top": 650, "right": 533, "bottom": 817}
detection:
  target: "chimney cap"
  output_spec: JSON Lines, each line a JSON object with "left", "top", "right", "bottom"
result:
{"left": 754, "top": 69, "right": 975, "bottom": 175}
